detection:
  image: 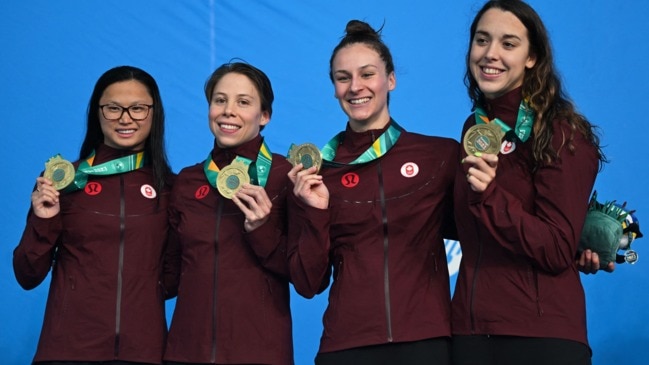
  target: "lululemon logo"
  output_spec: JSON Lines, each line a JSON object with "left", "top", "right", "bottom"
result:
{"left": 85, "top": 182, "right": 102, "bottom": 196}
{"left": 341, "top": 173, "right": 359, "bottom": 188}
{"left": 195, "top": 185, "right": 210, "bottom": 200}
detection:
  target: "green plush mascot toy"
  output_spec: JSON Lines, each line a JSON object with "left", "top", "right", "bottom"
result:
{"left": 579, "top": 191, "right": 643, "bottom": 269}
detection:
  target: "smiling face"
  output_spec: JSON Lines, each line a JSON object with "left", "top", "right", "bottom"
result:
{"left": 98, "top": 80, "right": 153, "bottom": 151}
{"left": 332, "top": 43, "right": 396, "bottom": 132}
{"left": 470, "top": 8, "right": 537, "bottom": 100}
{"left": 208, "top": 72, "right": 269, "bottom": 148}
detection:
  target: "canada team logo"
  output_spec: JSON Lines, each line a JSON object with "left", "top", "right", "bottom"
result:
{"left": 140, "top": 184, "right": 157, "bottom": 199}
{"left": 400, "top": 162, "right": 419, "bottom": 178}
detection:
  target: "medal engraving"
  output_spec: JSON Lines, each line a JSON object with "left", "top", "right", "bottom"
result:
{"left": 216, "top": 160, "right": 250, "bottom": 199}
{"left": 44, "top": 155, "right": 75, "bottom": 190}
{"left": 463, "top": 124, "right": 504, "bottom": 156}
{"left": 289, "top": 143, "right": 322, "bottom": 173}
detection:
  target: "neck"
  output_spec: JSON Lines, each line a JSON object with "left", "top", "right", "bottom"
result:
{"left": 348, "top": 113, "right": 391, "bottom": 133}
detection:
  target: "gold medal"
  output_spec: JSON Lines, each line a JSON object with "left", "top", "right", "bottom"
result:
{"left": 44, "top": 155, "right": 75, "bottom": 190}
{"left": 463, "top": 124, "right": 504, "bottom": 156}
{"left": 216, "top": 160, "right": 250, "bottom": 199}
{"left": 289, "top": 143, "right": 322, "bottom": 173}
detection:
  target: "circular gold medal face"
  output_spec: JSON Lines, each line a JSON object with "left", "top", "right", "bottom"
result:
{"left": 463, "top": 124, "right": 504, "bottom": 156}
{"left": 289, "top": 143, "right": 322, "bottom": 173}
{"left": 216, "top": 160, "right": 250, "bottom": 199}
{"left": 44, "top": 155, "right": 75, "bottom": 190}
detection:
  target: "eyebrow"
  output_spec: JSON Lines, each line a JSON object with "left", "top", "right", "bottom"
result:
{"left": 212, "top": 91, "right": 256, "bottom": 101}
{"left": 334, "top": 64, "right": 378, "bottom": 74}
{"left": 475, "top": 29, "right": 523, "bottom": 41}
{"left": 100, "top": 100, "right": 152, "bottom": 106}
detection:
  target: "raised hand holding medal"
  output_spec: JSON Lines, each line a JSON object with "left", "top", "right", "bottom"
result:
{"left": 287, "top": 143, "right": 322, "bottom": 173}
{"left": 462, "top": 123, "right": 504, "bottom": 156}
{"left": 43, "top": 154, "right": 75, "bottom": 190}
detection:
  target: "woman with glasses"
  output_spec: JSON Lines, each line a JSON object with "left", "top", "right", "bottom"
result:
{"left": 162, "top": 62, "right": 293, "bottom": 365}
{"left": 13, "top": 65, "right": 177, "bottom": 365}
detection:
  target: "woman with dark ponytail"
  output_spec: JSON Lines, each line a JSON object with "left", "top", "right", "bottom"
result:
{"left": 287, "top": 20, "right": 458, "bottom": 365}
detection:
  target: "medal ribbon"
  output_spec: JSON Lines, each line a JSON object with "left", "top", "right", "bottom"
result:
{"left": 321, "top": 119, "right": 403, "bottom": 166}
{"left": 64, "top": 150, "right": 147, "bottom": 192}
{"left": 203, "top": 140, "right": 273, "bottom": 188}
{"left": 474, "top": 100, "right": 534, "bottom": 142}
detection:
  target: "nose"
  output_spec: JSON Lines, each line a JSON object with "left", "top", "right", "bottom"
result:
{"left": 223, "top": 101, "right": 235, "bottom": 116}
{"left": 484, "top": 42, "right": 499, "bottom": 60}
{"left": 350, "top": 75, "right": 363, "bottom": 93}
{"left": 118, "top": 109, "right": 133, "bottom": 123}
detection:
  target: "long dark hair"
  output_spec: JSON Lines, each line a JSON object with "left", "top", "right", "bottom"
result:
{"left": 81, "top": 65, "right": 172, "bottom": 191}
{"left": 465, "top": 0, "right": 606, "bottom": 168}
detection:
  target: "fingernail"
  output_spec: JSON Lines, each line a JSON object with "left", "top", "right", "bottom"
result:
{"left": 474, "top": 152, "right": 482, "bottom": 157}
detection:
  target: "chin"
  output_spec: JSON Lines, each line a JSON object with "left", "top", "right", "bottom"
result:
{"left": 216, "top": 139, "right": 238, "bottom": 148}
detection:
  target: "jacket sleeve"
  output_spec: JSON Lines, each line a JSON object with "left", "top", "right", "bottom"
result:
{"left": 13, "top": 212, "right": 63, "bottom": 290}
{"left": 161, "top": 224, "right": 180, "bottom": 299}
{"left": 286, "top": 191, "right": 332, "bottom": 299}
{"left": 442, "top": 142, "right": 461, "bottom": 241}
{"left": 163, "top": 183, "right": 183, "bottom": 299}
{"left": 468, "top": 123, "right": 599, "bottom": 274}
{"left": 245, "top": 189, "right": 291, "bottom": 280}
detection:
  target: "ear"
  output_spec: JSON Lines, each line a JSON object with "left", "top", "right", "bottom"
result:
{"left": 526, "top": 53, "right": 537, "bottom": 69}
{"left": 260, "top": 110, "right": 270, "bottom": 127}
{"left": 388, "top": 71, "right": 396, "bottom": 91}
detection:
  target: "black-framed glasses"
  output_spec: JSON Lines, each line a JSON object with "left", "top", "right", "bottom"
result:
{"left": 99, "top": 104, "right": 153, "bottom": 121}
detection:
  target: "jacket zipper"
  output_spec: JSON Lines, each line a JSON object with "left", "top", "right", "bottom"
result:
{"left": 114, "top": 175, "right": 126, "bottom": 357}
{"left": 374, "top": 131, "right": 393, "bottom": 343}
{"left": 210, "top": 198, "right": 224, "bottom": 363}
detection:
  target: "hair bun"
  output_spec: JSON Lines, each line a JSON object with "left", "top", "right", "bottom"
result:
{"left": 344, "top": 19, "right": 382, "bottom": 41}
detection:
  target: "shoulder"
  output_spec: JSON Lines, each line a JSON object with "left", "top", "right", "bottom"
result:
{"left": 551, "top": 118, "right": 596, "bottom": 150}
{"left": 550, "top": 119, "right": 599, "bottom": 166}
{"left": 163, "top": 171, "right": 178, "bottom": 190}
{"left": 400, "top": 130, "right": 460, "bottom": 151}
{"left": 270, "top": 153, "right": 293, "bottom": 172}
{"left": 176, "top": 162, "right": 206, "bottom": 181}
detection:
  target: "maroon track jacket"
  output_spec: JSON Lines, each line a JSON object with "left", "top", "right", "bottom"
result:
{"left": 452, "top": 88, "right": 598, "bottom": 346}
{"left": 288, "top": 120, "right": 459, "bottom": 353}
{"left": 13, "top": 144, "right": 175, "bottom": 364}
{"left": 164, "top": 135, "right": 294, "bottom": 364}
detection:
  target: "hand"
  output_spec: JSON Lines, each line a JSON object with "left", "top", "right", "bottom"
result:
{"left": 232, "top": 183, "right": 272, "bottom": 232}
{"left": 463, "top": 153, "right": 498, "bottom": 192}
{"left": 577, "top": 249, "right": 615, "bottom": 274}
{"left": 31, "top": 177, "right": 61, "bottom": 218}
{"left": 287, "top": 164, "right": 329, "bottom": 209}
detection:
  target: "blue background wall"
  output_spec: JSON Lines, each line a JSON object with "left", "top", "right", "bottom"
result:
{"left": 1, "top": 1, "right": 647, "bottom": 364}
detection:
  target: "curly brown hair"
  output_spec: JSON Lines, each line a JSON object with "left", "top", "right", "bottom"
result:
{"left": 465, "top": 0, "right": 606, "bottom": 169}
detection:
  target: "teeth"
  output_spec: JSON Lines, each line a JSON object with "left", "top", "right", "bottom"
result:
{"left": 117, "top": 129, "right": 135, "bottom": 133}
{"left": 350, "top": 97, "right": 370, "bottom": 105}
{"left": 219, "top": 123, "right": 240, "bottom": 130}
{"left": 482, "top": 67, "right": 502, "bottom": 75}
